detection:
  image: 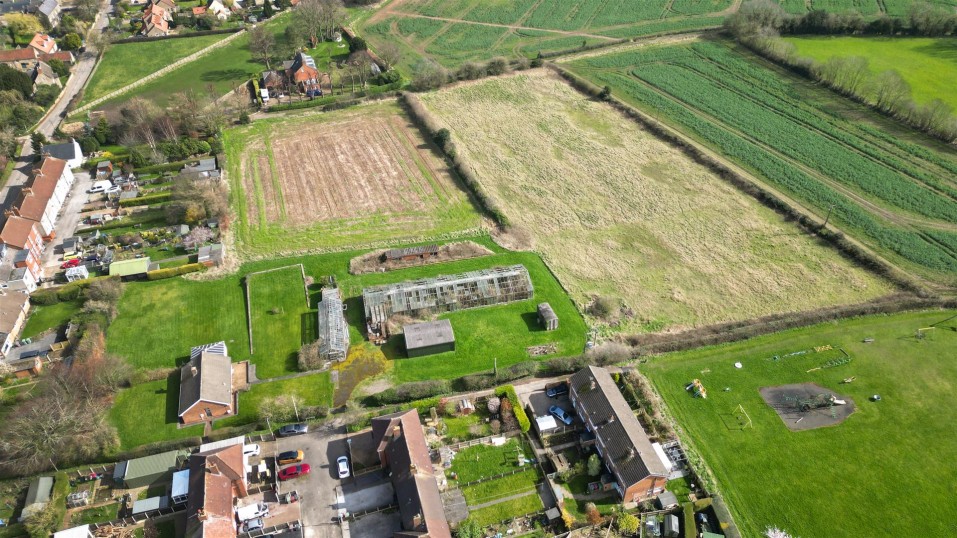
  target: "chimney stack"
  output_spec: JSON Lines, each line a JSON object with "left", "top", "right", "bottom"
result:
{"left": 190, "top": 366, "right": 198, "bottom": 377}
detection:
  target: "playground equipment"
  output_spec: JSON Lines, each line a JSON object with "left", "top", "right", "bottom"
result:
{"left": 686, "top": 379, "right": 708, "bottom": 399}
{"left": 785, "top": 393, "right": 846, "bottom": 413}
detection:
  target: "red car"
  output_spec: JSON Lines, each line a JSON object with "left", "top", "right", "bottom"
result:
{"left": 60, "top": 259, "right": 81, "bottom": 269}
{"left": 278, "top": 464, "right": 310, "bottom": 481}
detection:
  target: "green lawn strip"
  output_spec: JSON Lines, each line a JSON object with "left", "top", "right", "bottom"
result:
{"left": 563, "top": 494, "right": 617, "bottom": 522}
{"left": 22, "top": 299, "right": 82, "bottom": 339}
{"left": 785, "top": 36, "right": 957, "bottom": 110}
{"left": 216, "top": 373, "right": 334, "bottom": 429}
{"left": 80, "top": 34, "right": 228, "bottom": 107}
{"left": 69, "top": 504, "right": 118, "bottom": 526}
{"left": 109, "top": 378, "right": 204, "bottom": 451}
{"left": 644, "top": 309, "right": 957, "bottom": 538}
{"left": 443, "top": 412, "right": 491, "bottom": 441}
{"left": 246, "top": 265, "right": 311, "bottom": 378}
{"left": 461, "top": 470, "right": 539, "bottom": 505}
{"left": 467, "top": 493, "right": 543, "bottom": 527}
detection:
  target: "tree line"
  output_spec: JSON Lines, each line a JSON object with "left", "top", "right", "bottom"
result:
{"left": 726, "top": 0, "right": 957, "bottom": 142}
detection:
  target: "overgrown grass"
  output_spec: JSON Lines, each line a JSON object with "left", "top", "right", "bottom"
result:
{"left": 217, "top": 373, "right": 334, "bottom": 429}
{"left": 644, "top": 309, "right": 957, "bottom": 537}
{"left": 79, "top": 34, "right": 227, "bottom": 107}
{"left": 69, "top": 503, "right": 118, "bottom": 525}
{"left": 22, "top": 299, "right": 82, "bottom": 339}
{"left": 467, "top": 492, "right": 543, "bottom": 527}
{"left": 247, "top": 266, "right": 311, "bottom": 378}
{"left": 449, "top": 438, "right": 534, "bottom": 483}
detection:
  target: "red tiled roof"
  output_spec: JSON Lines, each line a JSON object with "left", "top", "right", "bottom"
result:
{"left": 144, "top": 12, "right": 169, "bottom": 34}
{"left": 0, "top": 48, "right": 39, "bottom": 63}
{"left": 28, "top": 34, "right": 57, "bottom": 54}
{"left": 0, "top": 216, "right": 41, "bottom": 250}
{"left": 192, "top": 6, "right": 206, "bottom": 14}
{"left": 39, "top": 51, "right": 75, "bottom": 64}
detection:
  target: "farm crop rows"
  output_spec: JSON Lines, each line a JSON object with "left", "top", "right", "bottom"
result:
{"left": 223, "top": 103, "right": 481, "bottom": 257}
{"left": 568, "top": 41, "right": 957, "bottom": 281}
{"left": 420, "top": 72, "right": 892, "bottom": 333}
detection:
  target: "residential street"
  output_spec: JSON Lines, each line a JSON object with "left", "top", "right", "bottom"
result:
{"left": 39, "top": 171, "right": 94, "bottom": 279}
{"left": 276, "top": 422, "right": 348, "bottom": 538}
{"left": 0, "top": 0, "right": 111, "bottom": 218}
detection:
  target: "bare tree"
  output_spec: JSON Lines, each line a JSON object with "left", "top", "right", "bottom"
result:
{"left": 349, "top": 52, "right": 372, "bottom": 89}
{"left": 87, "top": 29, "right": 113, "bottom": 56}
{"left": 298, "top": 340, "right": 323, "bottom": 371}
{"left": 120, "top": 98, "right": 161, "bottom": 151}
{"left": 156, "top": 114, "right": 178, "bottom": 141}
{"left": 870, "top": 69, "right": 911, "bottom": 113}
{"left": 376, "top": 42, "right": 401, "bottom": 71}
{"left": 169, "top": 90, "right": 204, "bottom": 134}
{"left": 249, "top": 24, "right": 276, "bottom": 69}
{"left": 295, "top": 0, "right": 345, "bottom": 45}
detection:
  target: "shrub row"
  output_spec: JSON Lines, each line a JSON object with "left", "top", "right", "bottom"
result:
{"left": 112, "top": 27, "right": 240, "bottom": 44}
{"left": 547, "top": 63, "right": 923, "bottom": 293}
{"left": 496, "top": 385, "right": 530, "bottom": 432}
{"left": 266, "top": 82, "right": 402, "bottom": 112}
{"left": 119, "top": 191, "right": 171, "bottom": 207}
{"left": 368, "top": 379, "right": 452, "bottom": 406}
{"left": 146, "top": 263, "right": 205, "bottom": 281}
{"left": 135, "top": 159, "right": 198, "bottom": 174}
{"left": 114, "top": 436, "right": 202, "bottom": 461}
{"left": 454, "top": 360, "right": 537, "bottom": 392}
{"left": 624, "top": 295, "right": 957, "bottom": 355}
{"left": 399, "top": 92, "right": 510, "bottom": 227}
{"left": 29, "top": 278, "right": 106, "bottom": 305}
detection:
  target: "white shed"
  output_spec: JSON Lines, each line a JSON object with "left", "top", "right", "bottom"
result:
{"left": 65, "top": 265, "right": 89, "bottom": 282}
{"left": 171, "top": 469, "right": 189, "bottom": 504}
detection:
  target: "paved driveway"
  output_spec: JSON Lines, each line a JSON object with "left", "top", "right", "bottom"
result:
{"left": 41, "top": 171, "right": 94, "bottom": 279}
{"left": 276, "top": 423, "right": 351, "bottom": 538}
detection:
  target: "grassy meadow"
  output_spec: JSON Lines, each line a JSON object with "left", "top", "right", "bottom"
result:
{"left": 785, "top": 36, "right": 957, "bottom": 109}
{"left": 644, "top": 309, "right": 957, "bottom": 537}
{"left": 22, "top": 299, "right": 82, "bottom": 339}
{"left": 79, "top": 34, "right": 228, "bottom": 107}
{"left": 420, "top": 72, "right": 894, "bottom": 334}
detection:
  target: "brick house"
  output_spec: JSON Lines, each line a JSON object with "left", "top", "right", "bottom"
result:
{"left": 178, "top": 342, "right": 236, "bottom": 425}
{"left": 372, "top": 409, "right": 451, "bottom": 538}
{"left": 5, "top": 156, "right": 74, "bottom": 240}
{"left": 0, "top": 292, "right": 30, "bottom": 357}
{"left": 27, "top": 33, "right": 57, "bottom": 55}
{"left": 185, "top": 444, "right": 247, "bottom": 538}
{"left": 568, "top": 366, "right": 669, "bottom": 504}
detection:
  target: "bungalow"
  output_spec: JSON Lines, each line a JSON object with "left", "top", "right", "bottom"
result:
{"left": 178, "top": 341, "right": 236, "bottom": 425}
{"left": 569, "top": 366, "right": 669, "bottom": 503}
{"left": 108, "top": 257, "right": 151, "bottom": 280}
{"left": 141, "top": 8, "right": 170, "bottom": 36}
{"left": 0, "top": 292, "right": 31, "bottom": 356}
{"left": 32, "top": 61, "right": 60, "bottom": 88}
{"left": 40, "top": 139, "right": 83, "bottom": 169}
{"left": 27, "top": 33, "right": 57, "bottom": 55}
{"left": 372, "top": 409, "right": 451, "bottom": 538}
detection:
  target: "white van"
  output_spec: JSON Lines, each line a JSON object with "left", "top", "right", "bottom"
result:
{"left": 235, "top": 501, "right": 269, "bottom": 523}
{"left": 87, "top": 180, "right": 113, "bottom": 194}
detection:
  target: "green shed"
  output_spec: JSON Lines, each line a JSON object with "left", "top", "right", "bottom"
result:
{"left": 113, "top": 449, "right": 189, "bottom": 489}
{"left": 109, "top": 258, "right": 151, "bottom": 280}
{"left": 404, "top": 320, "right": 455, "bottom": 358}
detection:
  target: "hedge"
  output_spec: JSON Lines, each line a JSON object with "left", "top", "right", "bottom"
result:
{"left": 146, "top": 262, "right": 205, "bottom": 280}
{"left": 29, "top": 278, "right": 105, "bottom": 306}
{"left": 683, "top": 503, "right": 696, "bottom": 538}
{"left": 496, "top": 385, "right": 530, "bottom": 432}
{"left": 266, "top": 82, "right": 401, "bottom": 112}
{"left": 367, "top": 379, "right": 451, "bottom": 406}
{"left": 115, "top": 436, "right": 202, "bottom": 461}
{"left": 119, "top": 191, "right": 171, "bottom": 207}
{"left": 135, "top": 158, "right": 199, "bottom": 174}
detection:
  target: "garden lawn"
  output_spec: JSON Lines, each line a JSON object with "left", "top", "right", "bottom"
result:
{"left": 467, "top": 492, "right": 542, "bottom": 527}
{"left": 247, "top": 265, "right": 312, "bottom": 378}
{"left": 644, "top": 309, "right": 957, "bottom": 538}
{"left": 69, "top": 504, "right": 118, "bottom": 526}
{"left": 79, "top": 34, "right": 228, "bottom": 107}
{"left": 449, "top": 438, "right": 535, "bottom": 483}
{"left": 785, "top": 36, "right": 957, "bottom": 110}
{"left": 22, "top": 299, "right": 82, "bottom": 339}
{"left": 216, "top": 373, "right": 334, "bottom": 429}
{"left": 109, "top": 378, "right": 204, "bottom": 451}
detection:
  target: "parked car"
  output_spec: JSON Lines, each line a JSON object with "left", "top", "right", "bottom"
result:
{"left": 87, "top": 180, "right": 112, "bottom": 194}
{"left": 546, "top": 382, "right": 569, "bottom": 398}
{"left": 243, "top": 443, "right": 261, "bottom": 458}
{"left": 242, "top": 518, "right": 264, "bottom": 532}
{"left": 60, "top": 258, "right": 81, "bottom": 269}
{"left": 105, "top": 185, "right": 121, "bottom": 194}
{"left": 236, "top": 501, "right": 269, "bottom": 522}
{"left": 277, "top": 450, "right": 303, "bottom": 465}
{"left": 277, "top": 423, "right": 308, "bottom": 437}
{"left": 336, "top": 456, "right": 350, "bottom": 479}
{"left": 278, "top": 464, "right": 311, "bottom": 481}
{"left": 549, "top": 405, "right": 574, "bottom": 425}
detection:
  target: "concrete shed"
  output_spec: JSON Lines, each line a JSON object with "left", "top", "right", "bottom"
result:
{"left": 404, "top": 319, "right": 454, "bottom": 358}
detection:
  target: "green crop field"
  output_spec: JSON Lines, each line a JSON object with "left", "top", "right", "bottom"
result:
{"left": 79, "top": 34, "right": 228, "bottom": 107}
{"left": 421, "top": 72, "right": 894, "bottom": 334}
{"left": 644, "top": 309, "right": 957, "bottom": 537}
{"left": 361, "top": 0, "right": 732, "bottom": 69}
{"left": 785, "top": 36, "right": 957, "bottom": 110}
{"left": 223, "top": 102, "right": 481, "bottom": 258}
{"left": 777, "top": 0, "right": 957, "bottom": 15}
{"left": 567, "top": 39, "right": 957, "bottom": 284}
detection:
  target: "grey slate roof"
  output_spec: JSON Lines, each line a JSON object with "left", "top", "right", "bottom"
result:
{"left": 569, "top": 365, "right": 668, "bottom": 489}
{"left": 41, "top": 140, "right": 79, "bottom": 161}
{"left": 179, "top": 344, "right": 232, "bottom": 416}
{"left": 403, "top": 319, "right": 454, "bottom": 350}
